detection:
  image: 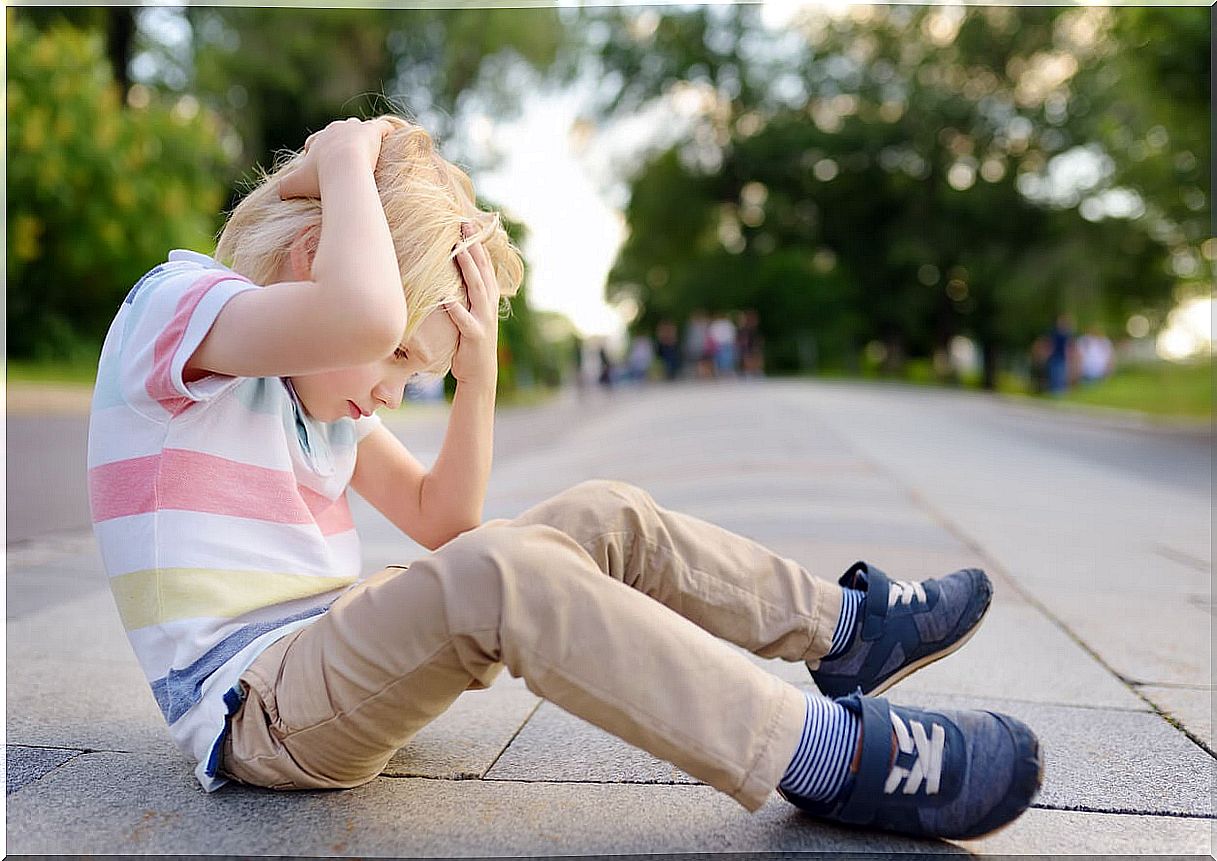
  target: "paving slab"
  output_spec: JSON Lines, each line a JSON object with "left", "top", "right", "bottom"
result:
{"left": 884, "top": 600, "right": 1147, "bottom": 710}
{"left": 953, "top": 803, "right": 1213, "bottom": 855}
{"left": 485, "top": 700, "right": 696, "bottom": 785}
{"left": 1138, "top": 684, "right": 1215, "bottom": 752}
{"left": 6, "top": 586, "right": 132, "bottom": 662}
{"left": 905, "top": 692, "right": 1214, "bottom": 818}
{"left": 4, "top": 745, "right": 82, "bottom": 794}
{"left": 384, "top": 678, "right": 541, "bottom": 779}
{"left": 1014, "top": 585, "right": 1212, "bottom": 689}
{"left": 742, "top": 600, "right": 1145, "bottom": 711}
{"left": 6, "top": 655, "right": 171, "bottom": 753}
{"left": 5, "top": 542, "right": 108, "bottom": 620}
{"left": 6, "top": 749, "right": 1211, "bottom": 856}
{"left": 487, "top": 688, "right": 1211, "bottom": 818}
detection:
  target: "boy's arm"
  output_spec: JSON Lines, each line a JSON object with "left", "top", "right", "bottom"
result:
{"left": 348, "top": 425, "right": 435, "bottom": 549}
{"left": 349, "top": 239, "right": 501, "bottom": 550}
{"left": 188, "top": 119, "right": 407, "bottom": 380}
{"left": 414, "top": 236, "right": 503, "bottom": 541}
{"left": 415, "top": 381, "right": 496, "bottom": 542}
{"left": 349, "top": 385, "right": 493, "bottom": 551}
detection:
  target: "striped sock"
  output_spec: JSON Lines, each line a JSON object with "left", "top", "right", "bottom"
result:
{"left": 824, "top": 587, "right": 865, "bottom": 659}
{"left": 778, "top": 690, "right": 861, "bottom": 802}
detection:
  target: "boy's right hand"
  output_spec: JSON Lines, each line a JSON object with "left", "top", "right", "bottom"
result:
{"left": 279, "top": 117, "right": 394, "bottom": 200}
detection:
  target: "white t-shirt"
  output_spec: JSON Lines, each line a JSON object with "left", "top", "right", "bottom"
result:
{"left": 87, "top": 249, "right": 382, "bottom": 790}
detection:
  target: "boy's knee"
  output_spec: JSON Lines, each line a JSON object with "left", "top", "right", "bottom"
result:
{"left": 424, "top": 522, "right": 570, "bottom": 592}
{"left": 418, "top": 522, "right": 588, "bottom": 632}
{"left": 557, "top": 479, "right": 655, "bottom": 517}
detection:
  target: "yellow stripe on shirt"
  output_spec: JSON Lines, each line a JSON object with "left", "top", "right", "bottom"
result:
{"left": 110, "top": 567, "right": 357, "bottom": 630}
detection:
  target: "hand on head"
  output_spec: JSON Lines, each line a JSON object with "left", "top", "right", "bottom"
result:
{"left": 445, "top": 222, "right": 503, "bottom": 388}
{"left": 279, "top": 117, "right": 395, "bottom": 200}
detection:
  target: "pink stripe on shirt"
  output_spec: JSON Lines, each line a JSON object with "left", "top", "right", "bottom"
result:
{"left": 90, "top": 449, "right": 354, "bottom": 535}
{"left": 301, "top": 486, "right": 356, "bottom": 535}
{"left": 146, "top": 272, "right": 250, "bottom": 418}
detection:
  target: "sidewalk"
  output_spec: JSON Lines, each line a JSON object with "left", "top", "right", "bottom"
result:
{"left": 6, "top": 380, "right": 1212, "bottom": 855}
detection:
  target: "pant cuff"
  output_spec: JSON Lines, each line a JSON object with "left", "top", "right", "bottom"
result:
{"left": 801, "top": 577, "right": 844, "bottom": 670}
{"left": 731, "top": 676, "right": 807, "bottom": 812}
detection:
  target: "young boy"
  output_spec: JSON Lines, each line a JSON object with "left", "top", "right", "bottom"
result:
{"left": 87, "top": 116, "right": 1041, "bottom": 842}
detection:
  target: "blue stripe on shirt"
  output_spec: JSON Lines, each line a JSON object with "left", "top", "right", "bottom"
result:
{"left": 152, "top": 604, "right": 329, "bottom": 724}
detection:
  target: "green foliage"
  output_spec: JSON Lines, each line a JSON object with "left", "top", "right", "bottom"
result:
{"left": 598, "top": 7, "right": 1185, "bottom": 387}
{"left": 6, "top": 17, "right": 233, "bottom": 360}
{"left": 178, "top": 6, "right": 570, "bottom": 184}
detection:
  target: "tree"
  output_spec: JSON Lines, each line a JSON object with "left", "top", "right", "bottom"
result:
{"left": 598, "top": 6, "right": 1183, "bottom": 386}
{"left": 6, "top": 16, "right": 233, "bottom": 360}
{"left": 154, "top": 7, "right": 571, "bottom": 194}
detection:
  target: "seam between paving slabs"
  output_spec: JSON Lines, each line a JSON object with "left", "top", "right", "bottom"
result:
{"left": 372, "top": 773, "right": 1217, "bottom": 821}
{"left": 6, "top": 750, "right": 88, "bottom": 794}
{"left": 1030, "top": 802, "right": 1217, "bottom": 821}
{"left": 481, "top": 696, "right": 545, "bottom": 776}
{"left": 875, "top": 688, "right": 1156, "bottom": 715}
{"left": 804, "top": 409, "right": 1217, "bottom": 763}
{"left": 898, "top": 479, "right": 1217, "bottom": 761}
{"left": 377, "top": 696, "right": 547, "bottom": 781}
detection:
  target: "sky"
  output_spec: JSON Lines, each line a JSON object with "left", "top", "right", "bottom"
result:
{"left": 459, "top": 69, "right": 696, "bottom": 345}
{"left": 464, "top": 87, "right": 634, "bottom": 341}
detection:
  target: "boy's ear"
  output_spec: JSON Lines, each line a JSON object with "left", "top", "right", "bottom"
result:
{"left": 288, "top": 224, "right": 321, "bottom": 280}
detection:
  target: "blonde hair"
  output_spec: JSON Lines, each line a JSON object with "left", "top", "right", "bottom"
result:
{"left": 214, "top": 115, "right": 524, "bottom": 360}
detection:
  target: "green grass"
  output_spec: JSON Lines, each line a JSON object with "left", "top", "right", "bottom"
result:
{"left": 803, "top": 358, "right": 1213, "bottom": 420}
{"left": 1050, "top": 360, "right": 1213, "bottom": 418}
{"left": 6, "top": 352, "right": 564, "bottom": 411}
{"left": 7, "top": 352, "right": 101, "bottom": 385}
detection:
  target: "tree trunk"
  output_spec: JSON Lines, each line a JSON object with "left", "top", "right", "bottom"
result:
{"left": 980, "top": 340, "right": 1000, "bottom": 391}
{"left": 105, "top": 8, "right": 136, "bottom": 94}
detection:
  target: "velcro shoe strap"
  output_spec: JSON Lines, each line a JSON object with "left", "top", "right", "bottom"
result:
{"left": 852, "top": 561, "right": 892, "bottom": 642}
{"left": 834, "top": 693, "right": 895, "bottom": 825}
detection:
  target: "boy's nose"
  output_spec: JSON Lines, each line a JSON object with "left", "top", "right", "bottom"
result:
{"left": 373, "top": 384, "right": 403, "bottom": 411}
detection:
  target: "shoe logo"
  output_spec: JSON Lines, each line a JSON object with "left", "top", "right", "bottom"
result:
{"left": 888, "top": 579, "right": 927, "bottom": 609}
{"left": 884, "top": 711, "right": 945, "bottom": 796}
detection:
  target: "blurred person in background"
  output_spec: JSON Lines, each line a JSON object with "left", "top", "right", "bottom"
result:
{"left": 1028, "top": 335, "right": 1052, "bottom": 395}
{"left": 737, "top": 309, "right": 764, "bottom": 379}
{"left": 1046, "top": 313, "right": 1077, "bottom": 395}
{"left": 655, "top": 319, "right": 682, "bottom": 381}
{"left": 709, "top": 312, "right": 738, "bottom": 378}
{"left": 684, "top": 310, "right": 712, "bottom": 379}
{"left": 1076, "top": 325, "right": 1115, "bottom": 385}
{"left": 598, "top": 341, "right": 615, "bottom": 390}
{"left": 626, "top": 332, "right": 655, "bottom": 384}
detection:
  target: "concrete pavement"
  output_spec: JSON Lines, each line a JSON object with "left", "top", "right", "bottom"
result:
{"left": 6, "top": 379, "right": 1213, "bottom": 855}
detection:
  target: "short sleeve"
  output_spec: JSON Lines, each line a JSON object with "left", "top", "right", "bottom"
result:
{"left": 353, "top": 411, "right": 383, "bottom": 442}
{"left": 118, "top": 265, "right": 259, "bottom": 422}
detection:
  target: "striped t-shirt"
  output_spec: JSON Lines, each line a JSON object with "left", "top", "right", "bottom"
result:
{"left": 86, "top": 249, "right": 383, "bottom": 791}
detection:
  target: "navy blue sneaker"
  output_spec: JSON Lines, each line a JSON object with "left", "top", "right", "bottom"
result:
{"left": 779, "top": 693, "right": 1042, "bottom": 840}
{"left": 809, "top": 562, "right": 992, "bottom": 698}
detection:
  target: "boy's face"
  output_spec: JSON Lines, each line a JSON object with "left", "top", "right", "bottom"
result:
{"left": 289, "top": 310, "right": 458, "bottom": 422}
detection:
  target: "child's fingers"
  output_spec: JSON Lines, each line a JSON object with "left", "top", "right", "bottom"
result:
{"left": 465, "top": 242, "right": 500, "bottom": 299}
{"left": 278, "top": 166, "right": 318, "bottom": 200}
{"left": 444, "top": 299, "right": 478, "bottom": 333}
{"left": 460, "top": 223, "right": 498, "bottom": 292}
{"left": 456, "top": 249, "right": 490, "bottom": 316}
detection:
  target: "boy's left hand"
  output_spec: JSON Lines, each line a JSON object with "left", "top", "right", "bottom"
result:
{"left": 446, "top": 227, "right": 501, "bottom": 390}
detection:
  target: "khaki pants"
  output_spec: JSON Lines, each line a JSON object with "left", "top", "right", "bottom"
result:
{"left": 221, "top": 479, "right": 842, "bottom": 812}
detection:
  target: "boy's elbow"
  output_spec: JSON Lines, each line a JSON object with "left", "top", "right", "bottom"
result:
{"left": 419, "top": 518, "right": 481, "bottom": 552}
